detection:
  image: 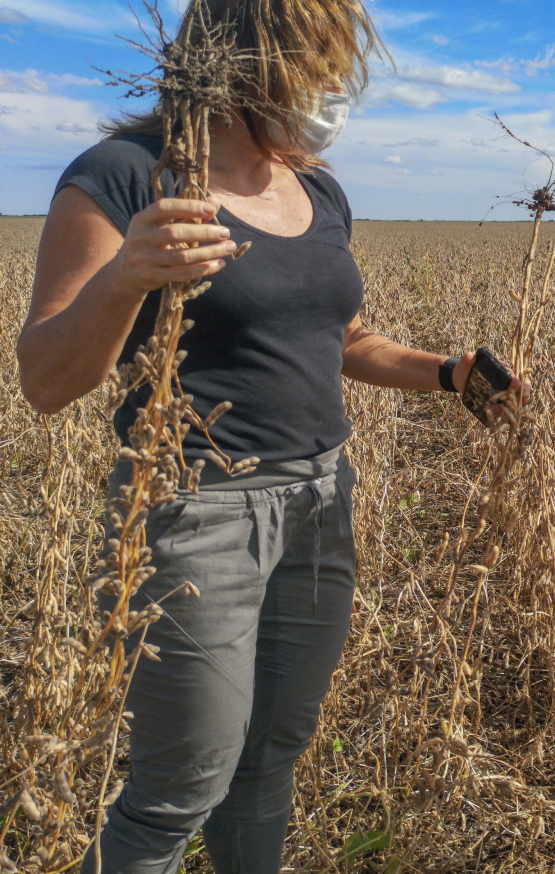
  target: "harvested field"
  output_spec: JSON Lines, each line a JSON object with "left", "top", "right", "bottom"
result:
{"left": 1, "top": 217, "right": 555, "bottom": 872}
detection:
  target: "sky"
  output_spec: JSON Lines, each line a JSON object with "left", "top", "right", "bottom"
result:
{"left": 0, "top": 0, "right": 554, "bottom": 219}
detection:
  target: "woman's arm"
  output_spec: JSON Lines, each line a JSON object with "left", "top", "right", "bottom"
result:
{"left": 17, "top": 185, "right": 234, "bottom": 414}
{"left": 342, "top": 314, "right": 528, "bottom": 407}
{"left": 341, "top": 314, "right": 475, "bottom": 392}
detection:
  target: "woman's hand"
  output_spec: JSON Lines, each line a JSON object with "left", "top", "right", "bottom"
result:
{"left": 113, "top": 196, "right": 236, "bottom": 298}
{"left": 452, "top": 351, "right": 532, "bottom": 417}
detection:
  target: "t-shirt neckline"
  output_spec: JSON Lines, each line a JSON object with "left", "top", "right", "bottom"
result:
{"left": 211, "top": 171, "right": 319, "bottom": 242}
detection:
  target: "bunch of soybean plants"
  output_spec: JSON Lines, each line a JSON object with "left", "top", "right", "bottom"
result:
{"left": 0, "top": 3, "right": 260, "bottom": 872}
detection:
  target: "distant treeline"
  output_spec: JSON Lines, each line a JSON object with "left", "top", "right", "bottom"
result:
{"left": 353, "top": 218, "right": 555, "bottom": 222}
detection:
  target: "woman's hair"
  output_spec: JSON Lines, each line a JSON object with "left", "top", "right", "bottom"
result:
{"left": 101, "top": 0, "right": 386, "bottom": 171}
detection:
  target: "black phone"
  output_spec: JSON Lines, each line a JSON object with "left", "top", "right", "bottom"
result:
{"left": 461, "top": 348, "right": 512, "bottom": 426}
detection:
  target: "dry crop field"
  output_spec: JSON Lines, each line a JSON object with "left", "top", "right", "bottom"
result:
{"left": 1, "top": 215, "right": 555, "bottom": 873}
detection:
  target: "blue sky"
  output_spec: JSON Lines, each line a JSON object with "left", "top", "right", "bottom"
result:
{"left": 0, "top": 0, "right": 554, "bottom": 219}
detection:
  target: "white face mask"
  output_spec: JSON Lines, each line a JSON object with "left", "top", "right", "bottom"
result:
{"left": 268, "top": 90, "right": 351, "bottom": 155}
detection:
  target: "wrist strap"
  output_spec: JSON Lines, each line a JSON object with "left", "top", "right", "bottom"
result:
{"left": 439, "top": 356, "right": 461, "bottom": 393}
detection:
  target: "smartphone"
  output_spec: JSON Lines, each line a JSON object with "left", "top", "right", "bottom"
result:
{"left": 461, "top": 348, "right": 512, "bottom": 426}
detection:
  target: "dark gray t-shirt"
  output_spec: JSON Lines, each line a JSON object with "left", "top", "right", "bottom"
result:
{"left": 55, "top": 134, "right": 364, "bottom": 462}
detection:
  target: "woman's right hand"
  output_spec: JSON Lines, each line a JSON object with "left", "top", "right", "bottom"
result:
{"left": 113, "top": 196, "right": 236, "bottom": 297}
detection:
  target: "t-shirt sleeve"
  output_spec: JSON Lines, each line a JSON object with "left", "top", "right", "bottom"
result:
{"left": 53, "top": 136, "right": 172, "bottom": 236}
{"left": 311, "top": 168, "right": 353, "bottom": 242}
{"left": 333, "top": 177, "right": 352, "bottom": 241}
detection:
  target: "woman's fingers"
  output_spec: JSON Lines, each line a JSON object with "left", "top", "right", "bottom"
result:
{"left": 130, "top": 246, "right": 232, "bottom": 288}
{"left": 137, "top": 197, "right": 219, "bottom": 227}
{"left": 509, "top": 375, "right": 532, "bottom": 400}
{"left": 149, "top": 221, "right": 231, "bottom": 248}
{"left": 152, "top": 239, "right": 237, "bottom": 267}
{"left": 158, "top": 258, "right": 227, "bottom": 284}
{"left": 451, "top": 351, "right": 476, "bottom": 394}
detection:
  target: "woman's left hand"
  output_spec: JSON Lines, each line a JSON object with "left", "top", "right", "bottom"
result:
{"left": 452, "top": 351, "right": 532, "bottom": 418}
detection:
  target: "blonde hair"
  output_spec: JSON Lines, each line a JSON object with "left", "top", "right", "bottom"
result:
{"left": 102, "top": 0, "right": 385, "bottom": 171}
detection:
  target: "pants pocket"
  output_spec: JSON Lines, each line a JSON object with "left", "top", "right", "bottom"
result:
{"left": 144, "top": 497, "right": 191, "bottom": 547}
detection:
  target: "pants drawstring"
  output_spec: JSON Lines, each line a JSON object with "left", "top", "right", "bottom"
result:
{"left": 286, "top": 478, "right": 324, "bottom": 611}
{"left": 305, "top": 480, "right": 324, "bottom": 611}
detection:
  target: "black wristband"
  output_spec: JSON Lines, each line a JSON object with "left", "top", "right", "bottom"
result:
{"left": 438, "top": 356, "right": 461, "bottom": 393}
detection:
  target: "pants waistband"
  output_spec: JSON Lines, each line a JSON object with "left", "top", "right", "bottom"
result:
{"left": 199, "top": 444, "right": 344, "bottom": 491}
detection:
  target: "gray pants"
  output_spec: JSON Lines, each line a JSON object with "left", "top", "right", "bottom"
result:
{"left": 81, "top": 456, "right": 356, "bottom": 874}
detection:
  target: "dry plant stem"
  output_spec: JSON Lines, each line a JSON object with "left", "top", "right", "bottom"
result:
{"left": 0, "top": 807, "right": 17, "bottom": 848}
{"left": 522, "top": 241, "right": 555, "bottom": 361}
{"left": 44, "top": 854, "right": 89, "bottom": 874}
{"left": 511, "top": 208, "right": 544, "bottom": 371}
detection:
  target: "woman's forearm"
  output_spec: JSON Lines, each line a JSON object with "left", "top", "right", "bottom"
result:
{"left": 17, "top": 261, "right": 146, "bottom": 414}
{"left": 342, "top": 329, "right": 447, "bottom": 391}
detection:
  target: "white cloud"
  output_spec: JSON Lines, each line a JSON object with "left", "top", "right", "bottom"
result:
{"left": 0, "top": 72, "right": 17, "bottom": 92}
{"left": 48, "top": 73, "right": 104, "bottom": 87}
{"left": 0, "top": 6, "right": 28, "bottom": 23}
{"left": 394, "top": 168, "right": 410, "bottom": 174}
{"left": 363, "top": 54, "right": 521, "bottom": 109}
{"left": 470, "top": 21, "right": 502, "bottom": 35}
{"left": 432, "top": 35, "right": 449, "bottom": 46}
{"left": 376, "top": 11, "right": 435, "bottom": 30}
{"left": 0, "top": 91, "right": 102, "bottom": 152}
{"left": 525, "top": 44, "right": 555, "bottom": 77}
{"left": 398, "top": 64, "right": 520, "bottom": 94}
{"left": 165, "top": 0, "right": 187, "bottom": 12}
{"left": 475, "top": 58, "right": 517, "bottom": 76}
{"left": 498, "top": 110, "right": 553, "bottom": 130}
{"left": 383, "top": 138, "right": 439, "bottom": 147}
{"left": 22, "top": 76, "right": 49, "bottom": 93}
{"left": 475, "top": 45, "right": 555, "bottom": 79}
{"left": 0, "top": 69, "right": 104, "bottom": 95}
{"left": 385, "top": 155, "right": 403, "bottom": 163}
{"left": 56, "top": 121, "right": 98, "bottom": 133}
{"left": 365, "top": 79, "right": 447, "bottom": 110}
{"left": 13, "top": 0, "right": 133, "bottom": 32}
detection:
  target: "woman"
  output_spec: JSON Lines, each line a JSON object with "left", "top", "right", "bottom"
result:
{"left": 17, "top": 2, "right": 524, "bottom": 873}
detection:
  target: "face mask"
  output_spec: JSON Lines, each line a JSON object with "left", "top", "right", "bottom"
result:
{"left": 268, "top": 90, "right": 351, "bottom": 155}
